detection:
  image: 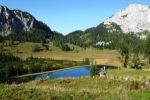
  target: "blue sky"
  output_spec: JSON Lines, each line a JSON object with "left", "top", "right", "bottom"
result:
{"left": 0, "top": 0, "right": 149, "bottom": 35}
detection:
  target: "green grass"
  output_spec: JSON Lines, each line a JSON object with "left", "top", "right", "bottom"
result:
{"left": 3, "top": 42, "right": 122, "bottom": 67}
{"left": 1, "top": 69, "right": 150, "bottom": 100}
{"left": 107, "top": 69, "right": 150, "bottom": 80}
{"left": 0, "top": 78, "right": 150, "bottom": 100}
{"left": 1, "top": 42, "right": 150, "bottom": 99}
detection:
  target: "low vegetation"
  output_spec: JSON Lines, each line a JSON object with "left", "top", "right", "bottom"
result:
{"left": 0, "top": 31, "right": 150, "bottom": 99}
{"left": 0, "top": 4, "right": 150, "bottom": 100}
{"left": 0, "top": 72, "right": 150, "bottom": 100}
{"left": 0, "top": 52, "right": 86, "bottom": 81}
{"left": 107, "top": 68, "right": 150, "bottom": 80}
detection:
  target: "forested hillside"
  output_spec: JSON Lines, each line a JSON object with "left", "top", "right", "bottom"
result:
{"left": 65, "top": 23, "right": 145, "bottom": 51}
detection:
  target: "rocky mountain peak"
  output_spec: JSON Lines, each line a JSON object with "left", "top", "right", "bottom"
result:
{"left": 0, "top": 5, "right": 9, "bottom": 11}
{"left": 104, "top": 3, "right": 150, "bottom": 35}
{"left": 0, "top": 5, "right": 51, "bottom": 36}
{"left": 127, "top": 3, "right": 149, "bottom": 10}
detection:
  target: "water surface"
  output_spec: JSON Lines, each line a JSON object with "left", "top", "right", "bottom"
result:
{"left": 35, "top": 66, "right": 90, "bottom": 79}
{"left": 9, "top": 65, "right": 116, "bottom": 83}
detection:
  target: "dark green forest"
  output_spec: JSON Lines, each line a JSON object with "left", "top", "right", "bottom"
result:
{"left": 65, "top": 22, "right": 145, "bottom": 51}
{"left": 0, "top": 53, "right": 86, "bottom": 81}
{"left": 0, "top": 22, "right": 146, "bottom": 52}
{"left": 0, "top": 21, "right": 149, "bottom": 81}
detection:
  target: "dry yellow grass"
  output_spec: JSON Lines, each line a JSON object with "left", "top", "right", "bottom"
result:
{"left": 6, "top": 42, "right": 122, "bottom": 67}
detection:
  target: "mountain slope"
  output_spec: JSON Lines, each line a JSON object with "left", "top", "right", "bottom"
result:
{"left": 0, "top": 5, "right": 64, "bottom": 42}
{"left": 66, "top": 23, "right": 125, "bottom": 49}
{"left": 104, "top": 3, "right": 150, "bottom": 35}
{"left": 0, "top": 5, "right": 53, "bottom": 36}
{"left": 66, "top": 4, "right": 148, "bottom": 49}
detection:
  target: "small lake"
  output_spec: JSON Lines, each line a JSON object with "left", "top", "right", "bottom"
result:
{"left": 35, "top": 66, "right": 90, "bottom": 79}
{"left": 9, "top": 65, "right": 116, "bottom": 83}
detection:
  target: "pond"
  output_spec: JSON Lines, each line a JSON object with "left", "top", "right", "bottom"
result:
{"left": 35, "top": 66, "right": 90, "bottom": 79}
{"left": 8, "top": 65, "right": 116, "bottom": 83}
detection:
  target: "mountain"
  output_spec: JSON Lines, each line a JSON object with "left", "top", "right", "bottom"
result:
{"left": 0, "top": 5, "right": 52, "bottom": 36}
{"left": 0, "top": 5, "right": 63, "bottom": 42}
{"left": 0, "top": 4, "right": 147, "bottom": 49}
{"left": 104, "top": 3, "right": 150, "bottom": 37}
{"left": 66, "top": 4, "right": 148, "bottom": 49}
{"left": 65, "top": 22, "right": 142, "bottom": 49}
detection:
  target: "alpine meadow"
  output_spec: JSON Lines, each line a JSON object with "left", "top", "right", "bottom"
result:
{"left": 0, "top": 1, "right": 150, "bottom": 100}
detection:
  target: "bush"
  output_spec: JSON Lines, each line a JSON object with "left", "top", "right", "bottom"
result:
{"left": 131, "top": 55, "right": 142, "bottom": 70}
{"left": 84, "top": 58, "right": 90, "bottom": 65}
{"left": 32, "top": 44, "right": 43, "bottom": 52}
{"left": 90, "top": 65, "right": 96, "bottom": 77}
{"left": 61, "top": 44, "right": 72, "bottom": 51}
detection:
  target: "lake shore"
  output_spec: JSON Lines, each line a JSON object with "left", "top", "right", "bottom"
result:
{"left": 11, "top": 65, "right": 90, "bottom": 78}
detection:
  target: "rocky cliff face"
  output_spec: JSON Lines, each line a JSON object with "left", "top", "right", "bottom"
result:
{"left": 0, "top": 5, "right": 51, "bottom": 36}
{"left": 104, "top": 3, "right": 150, "bottom": 36}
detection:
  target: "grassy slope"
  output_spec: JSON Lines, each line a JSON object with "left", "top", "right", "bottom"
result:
{"left": 1, "top": 69, "right": 150, "bottom": 100}
{"left": 107, "top": 69, "right": 150, "bottom": 80}
{"left": 1, "top": 43, "right": 150, "bottom": 99}
{"left": 4, "top": 42, "right": 122, "bottom": 67}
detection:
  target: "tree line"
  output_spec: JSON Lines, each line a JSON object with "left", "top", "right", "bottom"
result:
{"left": 0, "top": 52, "right": 88, "bottom": 81}
{"left": 117, "top": 32, "right": 150, "bottom": 68}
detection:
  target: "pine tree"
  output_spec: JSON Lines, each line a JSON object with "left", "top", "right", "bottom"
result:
{"left": 118, "top": 39, "right": 130, "bottom": 68}
{"left": 145, "top": 33, "right": 150, "bottom": 66}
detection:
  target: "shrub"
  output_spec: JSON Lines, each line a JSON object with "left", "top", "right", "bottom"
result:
{"left": 90, "top": 65, "right": 96, "bottom": 77}
{"left": 131, "top": 55, "right": 142, "bottom": 70}
{"left": 32, "top": 44, "right": 43, "bottom": 52}
{"left": 84, "top": 58, "right": 90, "bottom": 65}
